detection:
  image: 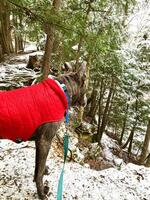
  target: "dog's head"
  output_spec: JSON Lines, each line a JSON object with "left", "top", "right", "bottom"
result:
{"left": 59, "top": 61, "right": 87, "bottom": 107}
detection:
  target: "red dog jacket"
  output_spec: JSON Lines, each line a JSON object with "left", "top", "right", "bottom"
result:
{"left": 0, "top": 78, "right": 68, "bottom": 142}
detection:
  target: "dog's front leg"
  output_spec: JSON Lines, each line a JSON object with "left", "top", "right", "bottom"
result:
{"left": 34, "top": 122, "right": 61, "bottom": 200}
{"left": 34, "top": 140, "right": 51, "bottom": 199}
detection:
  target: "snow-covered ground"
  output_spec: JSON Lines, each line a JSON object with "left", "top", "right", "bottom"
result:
{"left": 0, "top": 136, "right": 150, "bottom": 200}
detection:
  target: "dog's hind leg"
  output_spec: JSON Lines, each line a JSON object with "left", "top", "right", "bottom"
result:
{"left": 34, "top": 122, "right": 61, "bottom": 200}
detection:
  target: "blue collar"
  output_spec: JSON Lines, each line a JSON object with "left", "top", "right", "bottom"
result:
{"left": 53, "top": 78, "right": 70, "bottom": 124}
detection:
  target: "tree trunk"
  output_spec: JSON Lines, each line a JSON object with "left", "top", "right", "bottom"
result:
{"left": 97, "top": 78, "right": 114, "bottom": 143}
{"left": 122, "top": 117, "right": 138, "bottom": 154}
{"left": 139, "top": 119, "right": 150, "bottom": 165}
{"left": 0, "top": 0, "right": 14, "bottom": 54}
{"left": 127, "top": 123, "right": 137, "bottom": 154}
{"left": 75, "top": 1, "right": 92, "bottom": 70}
{"left": 87, "top": 81, "right": 98, "bottom": 120}
{"left": 0, "top": 44, "right": 3, "bottom": 61}
{"left": 42, "top": 32, "right": 54, "bottom": 78}
{"left": 94, "top": 78, "right": 105, "bottom": 135}
{"left": 106, "top": 88, "right": 115, "bottom": 127}
{"left": 122, "top": 94, "right": 139, "bottom": 154}
{"left": 119, "top": 103, "right": 129, "bottom": 145}
{"left": 145, "top": 154, "right": 150, "bottom": 167}
{"left": 42, "top": 0, "right": 61, "bottom": 80}
{"left": 119, "top": 118, "right": 127, "bottom": 145}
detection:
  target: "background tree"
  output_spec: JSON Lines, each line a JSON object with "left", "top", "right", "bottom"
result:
{"left": 0, "top": 0, "right": 14, "bottom": 59}
{"left": 42, "top": 0, "right": 61, "bottom": 80}
{"left": 139, "top": 119, "right": 150, "bottom": 165}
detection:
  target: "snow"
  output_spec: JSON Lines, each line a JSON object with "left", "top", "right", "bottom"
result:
{"left": 0, "top": 50, "right": 43, "bottom": 89}
{"left": 24, "top": 42, "right": 37, "bottom": 52}
{"left": 128, "top": 1, "right": 150, "bottom": 38}
{"left": 0, "top": 122, "right": 150, "bottom": 200}
{"left": 101, "top": 134, "right": 124, "bottom": 166}
{"left": 0, "top": 138, "right": 150, "bottom": 200}
{"left": 0, "top": 123, "right": 150, "bottom": 200}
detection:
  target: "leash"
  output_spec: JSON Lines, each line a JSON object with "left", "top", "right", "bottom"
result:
{"left": 57, "top": 85, "right": 70, "bottom": 200}
{"left": 56, "top": 132, "right": 69, "bottom": 200}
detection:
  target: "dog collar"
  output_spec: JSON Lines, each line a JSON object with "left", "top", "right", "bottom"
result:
{"left": 52, "top": 78, "right": 71, "bottom": 124}
{"left": 54, "top": 79, "right": 71, "bottom": 108}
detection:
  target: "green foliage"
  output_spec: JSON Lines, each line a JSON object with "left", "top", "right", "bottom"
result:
{"left": 10, "top": 0, "right": 150, "bottom": 146}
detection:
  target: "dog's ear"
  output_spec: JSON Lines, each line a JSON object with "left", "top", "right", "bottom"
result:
{"left": 77, "top": 61, "right": 87, "bottom": 80}
{"left": 62, "top": 62, "right": 72, "bottom": 72}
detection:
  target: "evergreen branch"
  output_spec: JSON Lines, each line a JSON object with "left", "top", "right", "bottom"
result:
{"left": 6, "top": 0, "right": 44, "bottom": 23}
{"left": 6, "top": 0, "right": 72, "bottom": 33}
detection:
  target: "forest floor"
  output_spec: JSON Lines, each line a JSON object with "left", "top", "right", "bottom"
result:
{"left": 0, "top": 50, "right": 150, "bottom": 200}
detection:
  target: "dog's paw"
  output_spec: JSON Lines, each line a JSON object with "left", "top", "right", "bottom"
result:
{"left": 44, "top": 180, "right": 50, "bottom": 195}
{"left": 44, "top": 185, "right": 50, "bottom": 195}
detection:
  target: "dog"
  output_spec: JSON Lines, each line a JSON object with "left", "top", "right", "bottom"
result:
{"left": 0, "top": 61, "right": 87, "bottom": 200}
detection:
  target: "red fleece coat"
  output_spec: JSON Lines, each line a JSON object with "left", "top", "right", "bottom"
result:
{"left": 0, "top": 78, "right": 68, "bottom": 142}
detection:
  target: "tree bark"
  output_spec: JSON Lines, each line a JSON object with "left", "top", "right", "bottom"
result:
{"left": 18, "top": 15, "right": 24, "bottom": 51}
{"left": 139, "top": 119, "right": 150, "bottom": 165}
{"left": 42, "top": 0, "right": 61, "bottom": 80}
{"left": 122, "top": 116, "right": 138, "bottom": 153}
{"left": 122, "top": 91, "right": 139, "bottom": 155}
{"left": 13, "top": 14, "right": 24, "bottom": 53}
{"left": 145, "top": 154, "right": 150, "bottom": 167}
{"left": 0, "top": 0, "right": 14, "bottom": 55}
{"left": 97, "top": 78, "right": 114, "bottom": 143}
{"left": 119, "top": 103, "right": 129, "bottom": 145}
{"left": 88, "top": 92, "right": 98, "bottom": 123}
{"left": 127, "top": 123, "right": 137, "bottom": 154}
{"left": 75, "top": 1, "right": 92, "bottom": 69}
{"left": 87, "top": 81, "right": 98, "bottom": 119}
{"left": 0, "top": 44, "right": 3, "bottom": 61}
{"left": 106, "top": 88, "right": 115, "bottom": 126}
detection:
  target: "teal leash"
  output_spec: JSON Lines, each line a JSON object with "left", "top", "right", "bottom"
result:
{"left": 57, "top": 86, "right": 70, "bottom": 200}
{"left": 57, "top": 132, "right": 69, "bottom": 200}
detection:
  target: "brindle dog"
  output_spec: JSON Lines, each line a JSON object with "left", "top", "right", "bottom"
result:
{"left": 30, "top": 62, "right": 86, "bottom": 199}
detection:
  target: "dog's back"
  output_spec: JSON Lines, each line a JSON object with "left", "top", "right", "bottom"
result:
{"left": 0, "top": 78, "right": 68, "bottom": 142}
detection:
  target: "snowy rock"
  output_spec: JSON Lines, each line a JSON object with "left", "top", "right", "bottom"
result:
{"left": 88, "top": 142, "right": 101, "bottom": 159}
{"left": 72, "top": 148, "right": 85, "bottom": 164}
{"left": 113, "top": 158, "right": 123, "bottom": 167}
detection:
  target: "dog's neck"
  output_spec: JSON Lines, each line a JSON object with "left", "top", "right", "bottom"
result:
{"left": 56, "top": 73, "right": 81, "bottom": 106}
{"left": 48, "top": 72, "right": 86, "bottom": 107}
